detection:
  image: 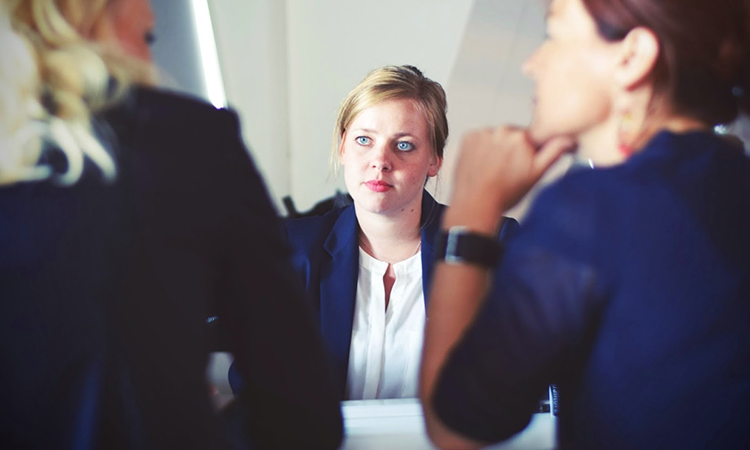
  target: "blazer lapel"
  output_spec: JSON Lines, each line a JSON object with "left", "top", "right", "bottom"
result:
{"left": 320, "top": 206, "right": 359, "bottom": 396}
{"left": 420, "top": 191, "right": 445, "bottom": 308}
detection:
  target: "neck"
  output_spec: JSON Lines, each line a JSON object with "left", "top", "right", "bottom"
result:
{"left": 630, "top": 114, "right": 709, "bottom": 154}
{"left": 578, "top": 111, "right": 708, "bottom": 167}
{"left": 648, "top": 115, "right": 709, "bottom": 138}
{"left": 578, "top": 115, "right": 622, "bottom": 167}
{"left": 356, "top": 203, "right": 422, "bottom": 264}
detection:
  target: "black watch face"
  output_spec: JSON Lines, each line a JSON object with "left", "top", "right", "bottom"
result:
{"left": 439, "top": 228, "right": 501, "bottom": 267}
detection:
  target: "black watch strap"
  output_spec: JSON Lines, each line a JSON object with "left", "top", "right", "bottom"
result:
{"left": 435, "top": 226, "right": 502, "bottom": 268}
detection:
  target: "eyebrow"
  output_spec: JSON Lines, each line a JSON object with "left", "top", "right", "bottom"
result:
{"left": 350, "top": 128, "right": 419, "bottom": 140}
{"left": 350, "top": 128, "right": 377, "bottom": 134}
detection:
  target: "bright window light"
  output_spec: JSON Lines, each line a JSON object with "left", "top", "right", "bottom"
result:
{"left": 190, "top": 0, "right": 227, "bottom": 108}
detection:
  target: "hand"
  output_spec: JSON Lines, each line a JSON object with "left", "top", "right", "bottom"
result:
{"left": 447, "top": 126, "right": 575, "bottom": 232}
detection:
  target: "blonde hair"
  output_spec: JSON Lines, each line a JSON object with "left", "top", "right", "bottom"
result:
{"left": 331, "top": 65, "right": 448, "bottom": 175}
{"left": 0, "top": 0, "right": 155, "bottom": 186}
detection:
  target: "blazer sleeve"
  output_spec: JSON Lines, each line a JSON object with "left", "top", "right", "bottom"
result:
{"left": 210, "top": 109, "right": 343, "bottom": 449}
{"left": 432, "top": 177, "right": 600, "bottom": 443}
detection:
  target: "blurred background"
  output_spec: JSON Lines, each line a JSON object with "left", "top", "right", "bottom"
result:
{"left": 153, "top": 0, "right": 750, "bottom": 218}
{"left": 151, "top": 0, "right": 548, "bottom": 217}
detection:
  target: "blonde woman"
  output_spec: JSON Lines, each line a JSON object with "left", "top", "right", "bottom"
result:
{"left": 244, "top": 65, "right": 518, "bottom": 400}
{"left": 0, "top": 1, "right": 342, "bottom": 449}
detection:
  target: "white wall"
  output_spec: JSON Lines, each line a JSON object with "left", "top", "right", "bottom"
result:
{"left": 209, "top": 0, "right": 291, "bottom": 211}
{"left": 151, "top": 1, "right": 207, "bottom": 98}
{"left": 435, "top": 0, "right": 550, "bottom": 214}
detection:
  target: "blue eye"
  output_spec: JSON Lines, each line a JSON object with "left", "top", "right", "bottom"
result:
{"left": 356, "top": 136, "right": 371, "bottom": 145}
{"left": 396, "top": 141, "right": 415, "bottom": 151}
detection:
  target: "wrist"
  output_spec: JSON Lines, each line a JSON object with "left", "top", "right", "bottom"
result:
{"left": 435, "top": 226, "right": 503, "bottom": 268}
{"left": 442, "top": 205, "right": 505, "bottom": 236}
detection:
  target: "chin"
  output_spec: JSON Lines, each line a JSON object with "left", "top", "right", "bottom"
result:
{"left": 353, "top": 196, "right": 390, "bottom": 215}
{"left": 361, "top": 205, "right": 393, "bottom": 217}
{"left": 527, "top": 122, "right": 553, "bottom": 148}
{"left": 528, "top": 119, "right": 580, "bottom": 149}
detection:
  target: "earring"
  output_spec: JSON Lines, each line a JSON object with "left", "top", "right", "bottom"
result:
{"left": 617, "top": 111, "right": 635, "bottom": 157}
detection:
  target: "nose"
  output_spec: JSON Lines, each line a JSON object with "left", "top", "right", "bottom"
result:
{"left": 370, "top": 143, "right": 392, "bottom": 171}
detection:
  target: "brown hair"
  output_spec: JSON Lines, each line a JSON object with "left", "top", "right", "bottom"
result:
{"left": 331, "top": 65, "right": 448, "bottom": 173}
{"left": 581, "top": 0, "right": 750, "bottom": 126}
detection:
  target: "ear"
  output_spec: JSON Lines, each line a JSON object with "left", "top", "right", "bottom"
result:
{"left": 614, "top": 27, "right": 660, "bottom": 91}
{"left": 427, "top": 154, "right": 442, "bottom": 178}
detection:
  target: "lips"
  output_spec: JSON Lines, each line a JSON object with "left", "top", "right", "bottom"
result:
{"left": 364, "top": 180, "right": 393, "bottom": 192}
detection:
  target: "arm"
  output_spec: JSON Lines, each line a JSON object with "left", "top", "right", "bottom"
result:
{"left": 421, "top": 242, "right": 495, "bottom": 449}
{"left": 420, "top": 127, "right": 573, "bottom": 449}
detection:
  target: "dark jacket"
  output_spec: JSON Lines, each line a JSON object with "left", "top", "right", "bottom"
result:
{"left": 285, "top": 191, "right": 519, "bottom": 397}
{"left": 0, "top": 87, "right": 343, "bottom": 450}
{"left": 434, "top": 130, "right": 750, "bottom": 449}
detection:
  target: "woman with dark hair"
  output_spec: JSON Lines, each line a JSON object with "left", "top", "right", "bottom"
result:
{"left": 420, "top": 0, "right": 750, "bottom": 449}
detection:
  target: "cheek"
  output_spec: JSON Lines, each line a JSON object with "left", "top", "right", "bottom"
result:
{"left": 113, "top": 22, "right": 151, "bottom": 60}
{"left": 340, "top": 145, "right": 363, "bottom": 169}
{"left": 402, "top": 163, "right": 431, "bottom": 186}
{"left": 341, "top": 165, "right": 358, "bottom": 194}
{"left": 341, "top": 153, "right": 362, "bottom": 186}
{"left": 533, "top": 51, "right": 613, "bottom": 139}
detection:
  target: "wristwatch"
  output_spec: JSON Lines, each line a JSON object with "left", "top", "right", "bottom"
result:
{"left": 435, "top": 226, "right": 503, "bottom": 268}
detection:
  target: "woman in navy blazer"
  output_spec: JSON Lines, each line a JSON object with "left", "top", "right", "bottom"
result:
{"left": 285, "top": 189, "right": 518, "bottom": 399}
{"left": 283, "top": 66, "right": 519, "bottom": 400}
{"left": 227, "top": 66, "right": 517, "bottom": 399}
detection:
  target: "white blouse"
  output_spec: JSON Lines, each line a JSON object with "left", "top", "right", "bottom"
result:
{"left": 345, "top": 247, "right": 426, "bottom": 400}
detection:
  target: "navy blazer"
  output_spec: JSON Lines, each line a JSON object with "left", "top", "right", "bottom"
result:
{"left": 0, "top": 87, "right": 343, "bottom": 450}
{"left": 284, "top": 191, "right": 519, "bottom": 397}
{"left": 433, "top": 131, "right": 750, "bottom": 449}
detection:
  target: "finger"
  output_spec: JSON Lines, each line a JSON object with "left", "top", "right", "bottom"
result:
{"left": 533, "top": 136, "right": 576, "bottom": 175}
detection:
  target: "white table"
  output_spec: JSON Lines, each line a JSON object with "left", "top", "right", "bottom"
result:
{"left": 340, "top": 398, "right": 557, "bottom": 450}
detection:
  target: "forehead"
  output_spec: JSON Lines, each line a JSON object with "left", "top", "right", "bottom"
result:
{"left": 549, "top": 0, "right": 588, "bottom": 21}
{"left": 547, "top": 0, "right": 599, "bottom": 34}
{"left": 350, "top": 98, "right": 427, "bottom": 131}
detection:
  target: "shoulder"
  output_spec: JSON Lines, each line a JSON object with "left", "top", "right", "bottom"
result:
{"left": 104, "top": 86, "right": 241, "bottom": 148}
{"left": 421, "top": 190, "right": 447, "bottom": 225}
{"left": 511, "top": 168, "right": 606, "bottom": 260}
{"left": 534, "top": 168, "right": 602, "bottom": 214}
{"left": 285, "top": 205, "right": 353, "bottom": 250}
{"left": 133, "top": 86, "right": 236, "bottom": 124}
